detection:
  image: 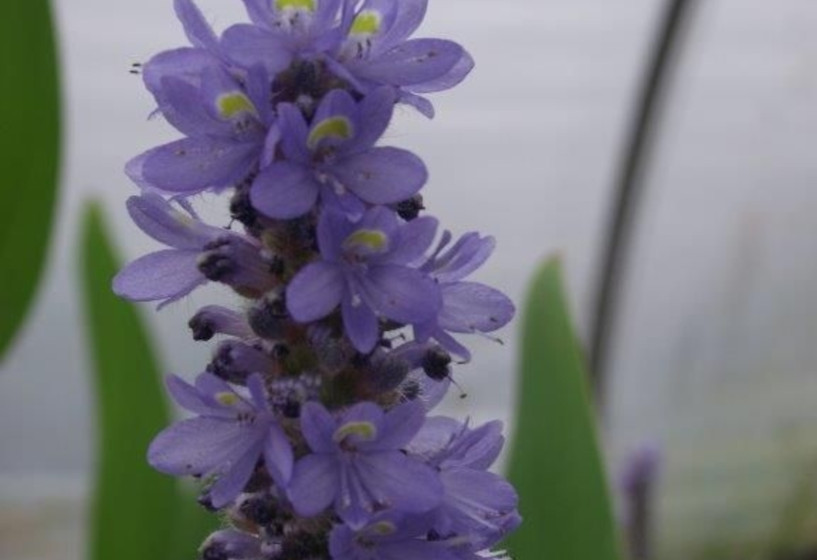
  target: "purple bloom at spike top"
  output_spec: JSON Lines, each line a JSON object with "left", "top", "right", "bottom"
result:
{"left": 116, "top": 2, "right": 519, "bottom": 559}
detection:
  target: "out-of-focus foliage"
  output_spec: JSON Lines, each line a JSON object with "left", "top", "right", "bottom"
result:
{"left": 506, "top": 257, "right": 621, "bottom": 560}
{"left": 0, "top": 0, "right": 61, "bottom": 359}
{"left": 80, "top": 204, "right": 216, "bottom": 560}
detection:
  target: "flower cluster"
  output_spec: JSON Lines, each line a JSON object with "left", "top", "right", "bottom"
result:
{"left": 115, "top": 1, "right": 520, "bottom": 559}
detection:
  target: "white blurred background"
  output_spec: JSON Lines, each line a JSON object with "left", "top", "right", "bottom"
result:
{"left": 3, "top": 1, "right": 817, "bottom": 559}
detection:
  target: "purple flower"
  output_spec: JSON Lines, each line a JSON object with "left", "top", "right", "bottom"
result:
{"left": 128, "top": 60, "right": 276, "bottom": 195}
{"left": 199, "top": 529, "right": 264, "bottom": 560}
{"left": 332, "top": 0, "right": 474, "bottom": 118}
{"left": 329, "top": 511, "right": 460, "bottom": 560}
{"left": 408, "top": 418, "right": 521, "bottom": 549}
{"left": 288, "top": 400, "right": 443, "bottom": 526}
{"left": 415, "top": 232, "right": 515, "bottom": 360}
{"left": 286, "top": 206, "right": 441, "bottom": 352}
{"left": 148, "top": 372, "right": 293, "bottom": 508}
{"left": 113, "top": 194, "right": 272, "bottom": 307}
{"left": 250, "top": 86, "right": 426, "bottom": 220}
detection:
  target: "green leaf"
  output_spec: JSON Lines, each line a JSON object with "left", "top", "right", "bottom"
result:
{"left": 80, "top": 203, "right": 178, "bottom": 560}
{"left": 0, "top": 0, "right": 61, "bottom": 358}
{"left": 505, "top": 257, "right": 621, "bottom": 560}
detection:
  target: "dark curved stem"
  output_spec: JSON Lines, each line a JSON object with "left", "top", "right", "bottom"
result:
{"left": 589, "top": 0, "right": 699, "bottom": 406}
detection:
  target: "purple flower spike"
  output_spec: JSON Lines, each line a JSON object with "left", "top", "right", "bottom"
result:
{"left": 286, "top": 206, "right": 441, "bottom": 352}
{"left": 288, "top": 400, "right": 443, "bottom": 526}
{"left": 415, "top": 232, "right": 515, "bottom": 360}
{"left": 148, "top": 372, "right": 293, "bottom": 509}
{"left": 250, "top": 86, "right": 426, "bottom": 220}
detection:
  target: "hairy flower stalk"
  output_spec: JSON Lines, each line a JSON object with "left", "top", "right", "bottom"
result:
{"left": 115, "top": 1, "right": 520, "bottom": 558}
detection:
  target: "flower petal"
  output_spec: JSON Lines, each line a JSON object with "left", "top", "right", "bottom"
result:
{"left": 112, "top": 250, "right": 204, "bottom": 303}
{"left": 439, "top": 282, "right": 515, "bottom": 333}
{"left": 342, "top": 290, "right": 379, "bottom": 353}
{"left": 126, "top": 193, "right": 218, "bottom": 249}
{"left": 209, "top": 441, "right": 265, "bottom": 508}
{"left": 141, "top": 137, "right": 258, "bottom": 194}
{"left": 356, "top": 39, "right": 463, "bottom": 87}
{"left": 289, "top": 454, "right": 339, "bottom": 517}
{"left": 334, "top": 147, "right": 427, "bottom": 205}
{"left": 147, "top": 417, "right": 261, "bottom": 476}
{"left": 250, "top": 161, "right": 320, "bottom": 219}
{"left": 174, "top": 0, "right": 219, "bottom": 53}
{"left": 408, "top": 49, "right": 474, "bottom": 94}
{"left": 363, "top": 264, "right": 441, "bottom": 324}
{"left": 264, "top": 423, "right": 294, "bottom": 487}
{"left": 367, "top": 400, "right": 426, "bottom": 451}
{"left": 221, "top": 24, "right": 292, "bottom": 74}
{"left": 388, "top": 215, "right": 438, "bottom": 265}
{"left": 142, "top": 47, "right": 219, "bottom": 96}
{"left": 299, "top": 401, "right": 338, "bottom": 453}
{"left": 286, "top": 261, "right": 345, "bottom": 322}
{"left": 354, "top": 451, "right": 443, "bottom": 514}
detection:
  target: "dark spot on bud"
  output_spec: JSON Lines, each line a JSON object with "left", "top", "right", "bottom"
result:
{"left": 281, "top": 398, "right": 301, "bottom": 419}
{"left": 240, "top": 495, "right": 278, "bottom": 526}
{"left": 272, "top": 344, "right": 290, "bottom": 360}
{"left": 394, "top": 195, "right": 425, "bottom": 221}
{"left": 229, "top": 184, "right": 259, "bottom": 231}
{"left": 422, "top": 347, "right": 452, "bottom": 381}
{"left": 197, "top": 491, "right": 218, "bottom": 512}
{"left": 402, "top": 380, "right": 420, "bottom": 400}
{"left": 200, "top": 543, "right": 228, "bottom": 560}
{"left": 281, "top": 532, "right": 328, "bottom": 559}
{"left": 189, "top": 314, "right": 215, "bottom": 341}
{"left": 248, "top": 296, "right": 288, "bottom": 339}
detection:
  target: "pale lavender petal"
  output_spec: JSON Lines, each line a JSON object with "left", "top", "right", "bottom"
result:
{"left": 406, "top": 416, "right": 460, "bottom": 459}
{"left": 317, "top": 209, "right": 355, "bottom": 262}
{"left": 388, "top": 215, "right": 438, "bottom": 264}
{"left": 221, "top": 24, "right": 292, "bottom": 74}
{"left": 142, "top": 47, "right": 219, "bottom": 96}
{"left": 430, "top": 326, "right": 471, "bottom": 361}
{"left": 165, "top": 374, "right": 224, "bottom": 417}
{"left": 209, "top": 441, "right": 264, "bottom": 507}
{"left": 431, "top": 233, "right": 495, "bottom": 283}
{"left": 148, "top": 417, "right": 260, "bottom": 476}
{"left": 276, "top": 103, "right": 312, "bottom": 163}
{"left": 141, "top": 137, "right": 258, "bottom": 193}
{"left": 453, "top": 421, "right": 505, "bottom": 470}
{"left": 289, "top": 454, "right": 339, "bottom": 517}
{"left": 333, "top": 147, "right": 427, "bottom": 204}
{"left": 357, "top": 39, "right": 463, "bottom": 86}
{"left": 239, "top": 0, "right": 272, "bottom": 26}
{"left": 343, "top": 86, "right": 396, "bottom": 154}
{"left": 408, "top": 49, "right": 475, "bottom": 94}
{"left": 174, "top": 0, "right": 219, "bottom": 52}
{"left": 126, "top": 193, "right": 217, "bottom": 249}
{"left": 157, "top": 76, "right": 229, "bottom": 137}
{"left": 337, "top": 402, "right": 384, "bottom": 447}
{"left": 264, "top": 423, "right": 294, "bottom": 487}
{"left": 439, "top": 282, "right": 514, "bottom": 333}
{"left": 112, "top": 250, "right": 204, "bottom": 303}
{"left": 399, "top": 90, "right": 434, "bottom": 118}
{"left": 342, "top": 291, "right": 379, "bottom": 353}
{"left": 299, "top": 401, "right": 338, "bottom": 452}
{"left": 286, "top": 261, "right": 345, "bottom": 322}
{"left": 310, "top": 89, "right": 358, "bottom": 152}
{"left": 378, "top": 0, "right": 427, "bottom": 46}
{"left": 250, "top": 161, "right": 319, "bottom": 219}
{"left": 367, "top": 400, "right": 425, "bottom": 451}
{"left": 439, "top": 468, "right": 519, "bottom": 547}
{"left": 354, "top": 451, "right": 443, "bottom": 513}
{"left": 363, "top": 264, "right": 441, "bottom": 324}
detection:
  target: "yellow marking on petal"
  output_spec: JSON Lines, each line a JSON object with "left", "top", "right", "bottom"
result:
{"left": 216, "top": 392, "right": 240, "bottom": 406}
{"left": 217, "top": 92, "right": 257, "bottom": 120}
{"left": 333, "top": 421, "right": 377, "bottom": 443}
{"left": 369, "top": 521, "right": 396, "bottom": 536}
{"left": 343, "top": 229, "right": 388, "bottom": 253}
{"left": 350, "top": 11, "right": 382, "bottom": 36}
{"left": 307, "top": 116, "right": 353, "bottom": 150}
{"left": 275, "top": 0, "right": 315, "bottom": 11}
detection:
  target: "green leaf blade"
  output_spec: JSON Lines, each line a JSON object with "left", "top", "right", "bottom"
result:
{"left": 0, "top": 0, "right": 61, "bottom": 358}
{"left": 80, "top": 203, "right": 178, "bottom": 560}
{"left": 506, "top": 257, "right": 621, "bottom": 560}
